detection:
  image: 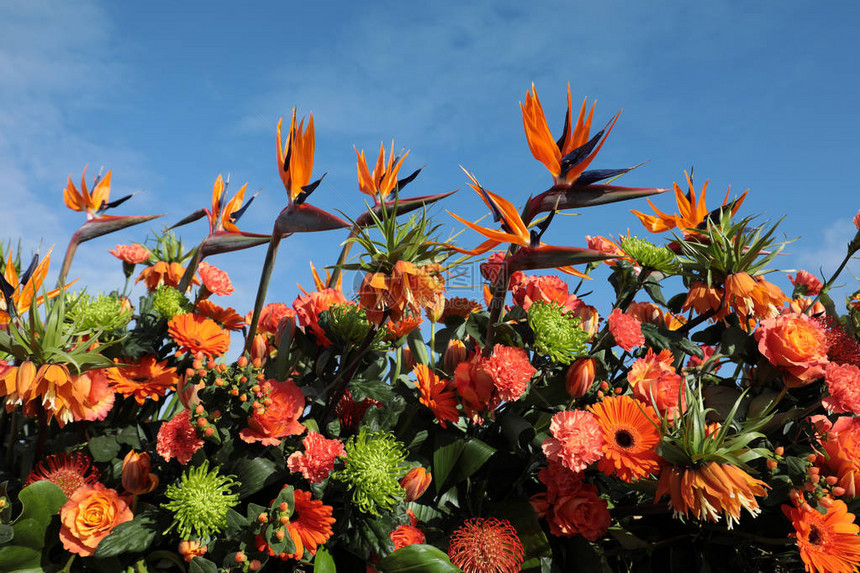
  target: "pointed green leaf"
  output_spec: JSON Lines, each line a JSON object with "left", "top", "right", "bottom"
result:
{"left": 377, "top": 544, "right": 460, "bottom": 573}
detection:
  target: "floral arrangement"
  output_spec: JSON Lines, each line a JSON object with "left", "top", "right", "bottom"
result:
{"left": 1, "top": 84, "right": 859, "bottom": 573}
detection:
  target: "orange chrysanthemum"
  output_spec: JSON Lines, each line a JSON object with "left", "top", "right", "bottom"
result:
{"left": 106, "top": 355, "right": 179, "bottom": 405}
{"left": 168, "top": 313, "right": 230, "bottom": 359}
{"left": 25, "top": 452, "right": 101, "bottom": 498}
{"left": 588, "top": 395, "right": 662, "bottom": 482}
{"left": 195, "top": 299, "right": 245, "bottom": 331}
{"left": 783, "top": 500, "right": 860, "bottom": 573}
{"left": 284, "top": 489, "right": 335, "bottom": 559}
{"left": 655, "top": 461, "right": 768, "bottom": 528}
{"left": 413, "top": 364, "right": 459, "bottom": 429}
{"left": 448, "top": 517, "right": 525, "bottom": 573}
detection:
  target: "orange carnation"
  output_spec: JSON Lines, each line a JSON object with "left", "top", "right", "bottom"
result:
{"left": 754, "top": 312, "right": 829, "bottom": 386}
{"left": 197, "top": 261, "right": 234, "bottom": 296}
{"left": 59, "top": 483, "right": 133, "bottom": 556}
{"left": 109, "top": 244, "right": 151, "bottom": 264}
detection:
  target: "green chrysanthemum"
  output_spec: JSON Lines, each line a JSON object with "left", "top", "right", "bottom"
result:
{"left": 151, "top": 285, "right": 191, "bottom": 319}
{"left": 66, "top": 293, "right": 132, "bottom": 332}
{"left": 321, "top": 303, "right": 374, "bottom": 346}
{"left": 332, "top": 428, "right": 408, "bottom": 516}
{"left": 527, "top": 301, "right": 589, "bottom": 364}
{"left": 620, "top": 236, "right": 679, "bottom": 275}
{"left": 162, "top": 461, "right": 240, "bottom": 540}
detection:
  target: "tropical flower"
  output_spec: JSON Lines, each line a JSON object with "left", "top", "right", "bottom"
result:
{"left": 724, "top": 272, "right": 787, "bottom": 326}
{"left": 157, "top": 409, "right": 204, "bottom": 465}
{"left": 107, "top": 355, "right": 179, "bottom": 405}
{"left": 542, "top": 410, "right": 605, "bottom": 473}
{"left": 287, "top": 431, "right": 346, "bottom": 483}
{"left": 122, "top": 450, "right": 159, "bottom": 495}
{"left": 607, "top": 308, "right": 645, "bottom": 352}
{"left": 332, "top": 428, "right": 408, "bottom": 516}
{"left": 589, "top": 395, "right": 663, "bottom": 482}
{"left": 63, "top": 167, "right": 114, "bottom": 220}
{"left": 162, "top": 461, "right": 240, "bottom": 540}
{"left": 520, "top": 84, "right": 619, "bottom": 186}
{"left": 783, "top": 499, "right": 860, "bottom": 573}
{"left": 413, "top": 364, "right": 459, "bottom": 428}
{"left": 109, "top": 243, "right": 151, "bottom": 264}
{"left": 356, "top": 141, "right": 409, "bottom": 203}
{"left": 59, "top": 483, "right": 133, "bottom": 556}
{"left": 168, "top": 313, "right": 231, "bottom": 359}
{"left": 0, "top": 248, "right": 59, "bottom": 324}
{"left": 754, "top": 312, "right": 829, "bottom": 386}
{"left": 25, "top": 453, "right": 100, "bottom": 498}
{"left": 448, "top": 517, "right": 525, "bottom": 573}
{"left": 239, "top": 378, "right": 305, "bottom": 446}
{"left": 205, "top": 173, "right": 251, "bottom": 233}
{"left": 627, "top": 348, "right": 686, "bottom": 420}
{"left": 631, "top": 171, "right": 748, "bottom": 235}
{"left": 277, "top": 109, "right": 318, "bottom": 204}
{"left": 283, "top": 489, "right": 335, "bottom": 559}
{"left": 682, "top": 280, "right": 724, "bottom": 318}
{"left": 655, "top": 462, "right": 768, "bottom": 528}
{"left": 197, "top": 261, "right": 234, "bottom": 296}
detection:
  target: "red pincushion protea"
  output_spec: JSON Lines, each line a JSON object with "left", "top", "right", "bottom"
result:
{"left": 448, "top": 517, "right": 525, "bottom": 573}
{"left": 26, "top": 452, "right": 101, "bottom": 498}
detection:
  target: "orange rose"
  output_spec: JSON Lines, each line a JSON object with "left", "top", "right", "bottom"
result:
{"left": 453, "top": 352, "right": 496, "bottom": 422}
{"left": 293, "top": 288, "right": 348, "bottom": 347}
{"left": 511, "top": 274, "right": 580, "bottom": 312}
{"left": 754, "top": 313, "right": 829, "bottom": 386}
{"left": 60, "top": 483, "right": 133, "bottom": 556}
{"left": 546, "top": 483, "right": 611, "bottom": 541}
{"left": 239, "top": 379, "right": 306, "bottom": 446}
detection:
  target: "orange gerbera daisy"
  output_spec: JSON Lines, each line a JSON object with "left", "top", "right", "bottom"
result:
{"left": 283, "top": 489, "right": 335, "bottom": 560}
{"left": 783, "top": 500, "right": 860, "bottom": 573}
{"left": 168, "top": 314, "right": 230, "bottom": 359}
{"left": 413, "top": 364, "right": 459, "bottom": 428}
{"left": 631, "top": 171, "right": 748, "bottom": 236}
{"left": 106, "top": 355, "right": 179, "bottom": 404}
{"left": 655, "top": 461, "right": 768, "bottom": 528}
{"left": 588, "top": 395, "right": 662, "bottom": 482}
{"left": 386, "top": 314, "right": 423, "bottom": 340}
{"left": 356, "top": 141, "right": 409, "bottom": 203}
{"left": 195, "top": 299, "right": 245, "bottom": 331}
{"left": 521, "top": 84, "right": 620, "bottom": 186}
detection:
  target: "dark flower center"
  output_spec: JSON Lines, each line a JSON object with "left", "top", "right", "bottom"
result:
{"left": 615, "top": 429, "right": 634, "bottom": 449}
{"left": 808, "top": 524, "right": 821, "bottom": 545}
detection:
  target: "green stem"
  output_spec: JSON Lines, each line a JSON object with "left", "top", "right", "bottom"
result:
{"left": 430, "top": 320, "right": 437, "bottom": 364}
{"left": 61, "top": 554, "right": 76, "bottom": 573}
{"left": 327, "top": 227, "right": 358, "bottom": 289}
{"left": 245, "top": 229, "right": 283, "bottom": 354}
{"left": 390, "top": 346, "right": 403, "bottom": 384}
{"left": 806, "top": 244, "right": 857, "bottom": 313}
{"left": 177, "top": 247, "right": 202, "bottom": 294}
{"left": 57, "top": 234, "right": 80, "bottom": 286}
{"left": 482, "top": 269, "right": 510, "bottom": 358}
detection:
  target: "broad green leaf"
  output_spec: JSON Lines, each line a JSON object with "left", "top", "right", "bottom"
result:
{"left": 0, "top": 481, "right": 66, "bottom": 572}
{"left": 188, "top": 557, "right": 219, "bottom": 573}
{"left": 89, "top": 435, "right": 121, "bottom": 462}
{"left": 377, "top": 544, "right": 460, "bottom": 573}
{"left": 313, "top": 547, "right": 337, "bottom": 573}
{"left": 94, "top": 509, "right": 163, "bottom": 557}
{"left": 231, "top": 456, "right": 280, "bottom": 499}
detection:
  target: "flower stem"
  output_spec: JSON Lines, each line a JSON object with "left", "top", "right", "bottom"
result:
{"left": 245, "top": 229, "right": 283, "bottom": 354}
{"left": 806, "top": 245, "right": 857, "bottom": 313}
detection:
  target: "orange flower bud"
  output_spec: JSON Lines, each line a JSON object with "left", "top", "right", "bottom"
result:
{"left": 400, "top": 467, "right": 432, "bottom": 502}
{"left": 833, "top": 486, "right": 846, "bottom": 497}
{"left": 774, "top": 446, "right": 784, "bottom": 456}
{"left": 766, "top": 459, "right": 778, "bottom": 470}
{"left": 565, "top": 358, "right": 596, "bottom": 399}
{"left": 250, "top": 334, "right": 269, "bottom": 365}
{"left": 443, "top": 339, "right": 467, "bottom": 374}
{"left": 401, "top": 347, "right": 416, "bottom": 373}
{"left": 178, "top": 540, "right": 207, "bottom": 562}
{"left": 571, "top": 304, "right": 600, "bottom": 339}
{"left": 121, "top": 450, "right": 159, "bottom": 495}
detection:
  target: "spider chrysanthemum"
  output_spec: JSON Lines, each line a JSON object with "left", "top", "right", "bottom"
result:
{"left": 448, "top": 517, "right": 525, "bottom": 573}
{"left": 528, "top": 301, "right": 588, "bottom": 364}
{"left": 162, "top": 461, "right": 239, "bottom": 539}
{"left": 152, "top": 285, "right": 191, "bottom": 319}
{"left": 331, "top": 428, "right": 408, "bottom": 516}
{"left": 67, "top": 293, "right": 132, "bottom": 332}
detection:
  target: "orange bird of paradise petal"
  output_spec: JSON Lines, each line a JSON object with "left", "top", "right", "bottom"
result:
{"left": 356, "top": 142, "right": 410, "bottom": 203}
{"left": 208, "top": 174, "right": 251, "bottom": 233}
{"left": 0, "top": 248, "right": 69, "bottom": 324}
{"left": 63, "top": 166, "right": 113, "bottom": 220}
{"left": 630, "top": 171, "right": 749, "bottom": 234}
{"left": 521, "top": 84, "right": 621, "bottom": 186}
{"left": 277, "top": 109, "right": 317, "bottom": 204}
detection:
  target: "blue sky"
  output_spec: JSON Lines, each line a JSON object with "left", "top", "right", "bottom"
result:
{"left": 2, "top": 0, "right": 859, "bottom": 320}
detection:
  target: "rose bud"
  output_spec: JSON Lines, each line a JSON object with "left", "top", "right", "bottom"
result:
{"left": 444, "top": 339, "right": 467, "bottom": 374}
{"left": 122, "top": 450, "right": 159, "bottom": 495}
{"left": 401, "top": 347, "right": 416, "bottom": 373}
{"left": 565, "top": 358, "right": 596, "bottom": 399}
{"left": 249, "top": 334, "right": 269, "bottom": 365}
{"left": 400, "top": 467, "right": 432, "bottom": 502}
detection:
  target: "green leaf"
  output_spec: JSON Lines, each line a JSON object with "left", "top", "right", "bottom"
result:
{"left": 0, "top": 481, "right": 66, "bottom": 572}
{"left": 89, "top": 435, "right": 121, "bottom": 462}
{"left": 188, "top": 557, "right": 219, "bottom": 573}
{"left": 489, "top": 499, "right": 551, "bottom": 560}
{"left": 314, "top": 547, "right": 337, "bottom": 573}
{"left": 406, "top": 329, "right": 430, "bottom": 366}
{"left": 377, "top": 544, "right": 460, "bottom": 573}
{"left": 433, "top": 436, "right": 496, "bottom": 493}
{"left": 231, "top": 456, "right": 280, "bottom": 499}
{"left": 94, "top": 509, "right": 163, "bottom": 558}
